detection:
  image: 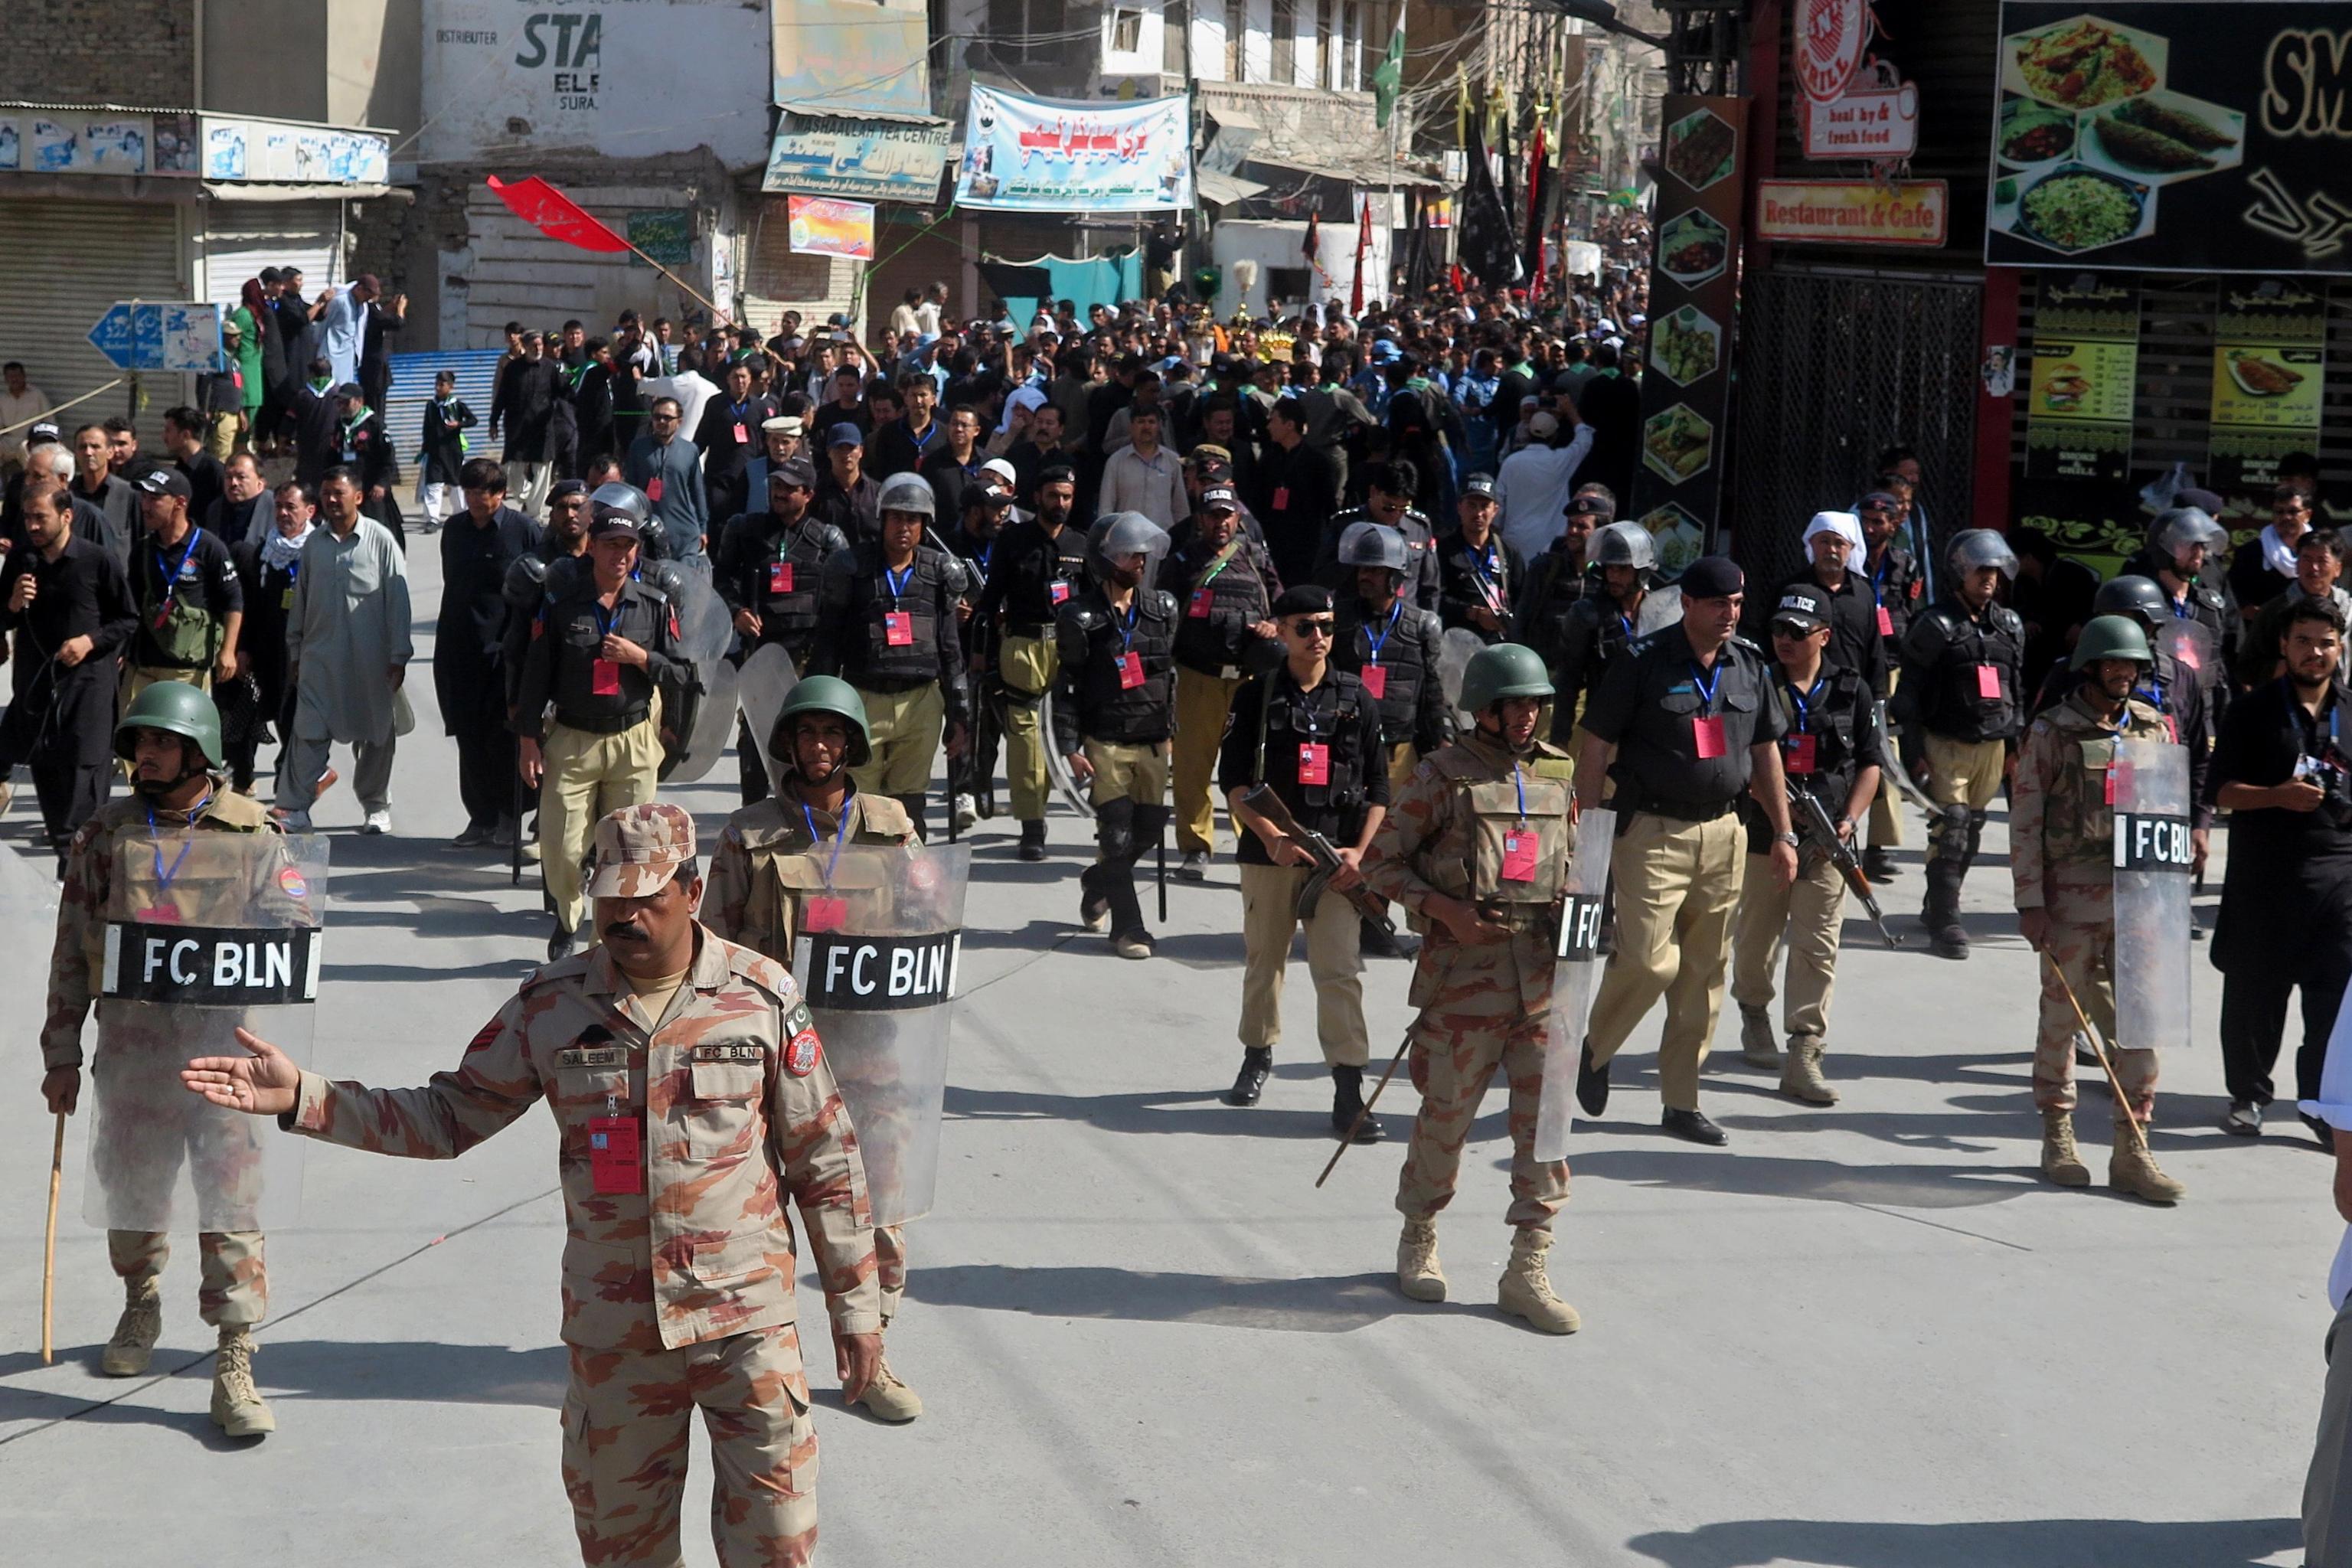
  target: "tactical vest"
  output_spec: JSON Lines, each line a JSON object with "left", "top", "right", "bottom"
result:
{"left": 852, "top": 546, "right": 953, "bottom": 684}
{"left": 1172, "top": 541, "right": 1270, "bottom": 672}
{"left": 1068, "top": 591, "right": 1180, "bottom": 743}
{"left": 145, "top": 529, "right": 221, "bottom": 667}
{"left": 1778, "top": 663, "right": 1868, "bottom": 802}
{"left": 1336, "top": 597, "right": 1434, "bottom": 740}
{"left": 1922, "top": 602, "right": 2025, "bottom": 742}
{"left": 80, "top": 791, "right": 276, "bottom": 978}
{"left": 747, "top": 519, "right": 844, "bottom": 639}
{"left": 2041, "top": 697, "right": 2171, "bottom": 871}
{"left": 1423, "top": 742, "right": 1576, "bottom": 906}
{"left": 732, "top": 792, "right": 915, "bottom": 959}
{"left": 1258, "top": 670, "right": 1373, "bottom": 812}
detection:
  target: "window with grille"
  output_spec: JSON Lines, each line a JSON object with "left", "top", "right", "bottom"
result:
{"left": 988, "top": 0, "right": 1070, "bottom": 61}
{"left": 1111, "top": 6, "right": 1144, "bottom": 53}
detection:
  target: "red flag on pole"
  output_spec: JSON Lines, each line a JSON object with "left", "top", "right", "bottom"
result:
{"left": 1302, "top": 210, "right": 1321, "bottom": 265}
{"left": 1351, "top": 196, "right": 1372, "bottom": 316}
{"left": 485, "top": 175, "right": 632, "bottom": 253}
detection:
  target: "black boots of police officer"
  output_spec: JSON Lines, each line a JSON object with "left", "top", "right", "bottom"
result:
{"left": 1226, "top": 1047, "right": 1272, "bottom": 1106}
{"left": 1331, "top": 1063, "right": 1383, "bottom": 1142}
{"left": 1922, "top": 805, "right": 1981, "bottom": 959}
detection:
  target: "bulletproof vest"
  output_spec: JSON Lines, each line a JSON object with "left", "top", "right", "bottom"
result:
{"left": 730, "top": 791, "right": 914, "bottom": 959}
{"left": 2038, "top": 696, "right": 2171, "bottom": 868}
{"left": 1070, "top": 591, "right": 1180, "bottom": 741}
{"left": 851, "top": 544, "right": 952, "bottom": 683}
{"left": 1336, "top": 596, "right": 1433, "bottom": 740}
{"left": 1924, "top": 601, "right": 2025, "bottom": 741}
{"left": 1426, "top": 742, "right": 1576, "bottom": 906}
{"left": 1172, "top": 541, "right": 1270, "bottom": 669}
{"left": 1869, "top": 547, "right": 1919, "bottom": 642}
{"left": 1779, "top": 665, "right": 1867, "bottom": 799}
{"left": 749, "top": 518, "right": 843, "bottom": 637}
{"left": 145, "top": 530, "right": 220, "bottom": 665}
{"left": 1259, "top": 669, "right": 1372, "bottom": 812}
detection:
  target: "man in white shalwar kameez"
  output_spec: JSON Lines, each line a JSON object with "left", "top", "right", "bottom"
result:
{"left": 276, "top": 467, "right": 410, "bottom": 833}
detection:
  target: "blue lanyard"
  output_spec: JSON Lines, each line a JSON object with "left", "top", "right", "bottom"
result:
{"left": 142, "top": 801, "right": 200, "bottom": 892}
{"left": 152, "top": 526, "right": 201, "bottom": 611}
{"left": 729, "top": 398, "right": 750, "bottom": 424}
{"left": 907, "top": 420, "right": 937, "bottom": 454}
{"left": 884, "top": 563, "right": 915, "bottom": 605}
{"left": 1117, "top": 597, "right": 1140, "bottom": 654}
{"left": 799, "top": 799, "right": 851, "bottom": 889}
{"left": 2170, "top": 595, "right": 2192, "bottom": 619}
{"left": 1463, "top": 544, "right": 1503, "bottom": 607}
{"left": 1618, "top": 612, "right": 1635, "bottom": 640}
{"left": 1365, "top": 599, "right": 1402, "bottom": 663}
{"left": 591, "top": 596, "right": 617, "bottom": 639}
{"left": 1784, "top": 671, "right": 1824, "bottom": 733}
{"left": 1512, "top": 761, "right": 1527, "bottom": 824}
{"left": 1689, "top": 658, "right": 1721, "bottom": 709}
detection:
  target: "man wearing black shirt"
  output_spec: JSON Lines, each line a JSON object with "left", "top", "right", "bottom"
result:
{"left": 693, "top": 360, "right": 777, "bottom": 525}
{"left": 436, "top": 460, "right": 537, "bottom": 848}
{"left": 0, "top": 478, "right": 136, "bottom": 863}
{"left": 974, "top": 466, "right": 1091, "bottom": 858}
{"left": 814, "top": 423, "right": 880, "bottom": 542}
{"left": 1256, "top": 398, "right": 1341, "bottom": 589}
{"left": 492, "top": 332, "right": 563, "bottom": 518}
{"left": 2210, "top": 597, "right": 2352, "bottom": 1138}
{"left": 868, "top": 371, "right": 944, "bottom": 481}
{"left": 125, "top": 466, "right": 241, "bottom": 699}
{"left": 164, "top": 406, "right": 227, "bottom": 522}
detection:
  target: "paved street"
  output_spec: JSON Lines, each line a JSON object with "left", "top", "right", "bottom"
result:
{"left": 0, "top": 545, "right": 2328, "bottom": 1567}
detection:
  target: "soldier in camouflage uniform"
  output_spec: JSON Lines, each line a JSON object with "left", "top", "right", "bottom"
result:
{"left": 1365, "top": 642, "right": 1580, "bottom": 1335}
{"left": 704, "top": 675, "right": 925, "bottom": 1423}
{"left": 2011, "top": 615, "right": 2187, "bottom": 1204}
{"left": 185, "top": 802, "right": 883, "bottom": 1566}
{"left": 41, "top": 679, "right": 287, "bottom": 1438}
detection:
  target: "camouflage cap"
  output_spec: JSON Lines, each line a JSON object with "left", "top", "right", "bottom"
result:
{"left": 586, "top": 802, "right": 697, "bottom": 897}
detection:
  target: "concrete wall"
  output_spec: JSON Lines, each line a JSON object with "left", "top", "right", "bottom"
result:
{"left": 0, "top": 0, "right": 194, "bottom": 107}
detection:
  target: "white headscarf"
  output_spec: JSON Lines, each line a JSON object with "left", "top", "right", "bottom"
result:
{"left": 1802, "top": 510, "right": 1864, "bottom": 568}
{"left": 996, "top": 384, "right": 1047, "bottom": 436}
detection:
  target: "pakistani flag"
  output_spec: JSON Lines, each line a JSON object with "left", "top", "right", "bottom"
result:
{"left": 1372, "top": 2, "right": 1406, "bottom": 129}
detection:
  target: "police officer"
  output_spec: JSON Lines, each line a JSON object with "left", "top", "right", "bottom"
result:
{"left": 513, "top": 491, "right": 682, "bottom": 959}
{"left": 942, "top": 469, "right": 1014, "bottom": 831}
{"left": 714, "top": 457, "right": 850, "bottom": 804}
{"left": 972, "top": 463, "right": 1093, "bottom": 860}
{"left": 1314, "top": 460, "right": 1441, "bottom": 609}
{"left": 1548, "top": 521, "right": 1673, "bottom": 752}
{"left": 1436, "top": 480, "right": 1524, "bottom": 644}
{"left": 1217, "top": 584, "right": 1387, "bottom": 1133}
{"left": 2121, "top": 505, "right": 2239, "bottom": 724}
{"left": 1896, "top": 528, "right": 2027, "bottom": 960}
{"left": 500, "top": 480, "right": 594, "bottom": 707}
{"left": 41, "top": 681, "right": 284, "bottom": 1437}
{"left": 1729, "top": 583, "right": 1882, "bottom": 1105}
{"left": 1857, "top": 488, "right": 1921, "bottom": 882}
{"left": 1332, "top": 521, "right": 1453, "bottom": 793}
{"left": 185, "top": 802, "right": 884, "bottom": 1563}
{"left": 1575, "top": 556, "right": 1798, "bottom": 1145}
{"left": 1163, "top": 485, "right": 1281, "bottom": 880}
{"left": 1055, "top": 512, "right": 1178, "bottom": 959}
{"left": 703, "top": 678, "right": 924, "bottom": 1423}
{"left": 809, "top": 472, "right": 971, "bottom": 839}
{"left": 1367, "top": 642, "right": 1576, "bottom": 1331}
{"left": 2011, "top": 616, "right": 2185, "bottom": 1203}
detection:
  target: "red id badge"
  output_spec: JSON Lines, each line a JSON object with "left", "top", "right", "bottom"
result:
{"left": 592, "top": 658, "right": 622, "bottom": 696}
{"left": 1785, "top": 733, "right": 1818, "bottom": 774}
{"left": 884, "top": 611, "right": 914, "bottom": 646}
{"left": 1297, "top": 742, "right": 1330, "bottom": 785}
{"left": 1975, "top": 665, "right": 2003, "bottom": 700}
{"left": 1272, "top": 486, "right": 1291, "bottom": 511}
{"left": 2103, "top": 765, "right": 2117, "bottom": 805}
{"left": 1500, "top": 831, "right": 1539, "bottom": 882}
{"left": 1117, "top": 650, "right": 1145, "bottom": 688}
{"left": 588, "top": 1116, "right": 643, "bottom": 1195}
{"left": 1188, "top": 588, "right": 1214, "bottom": 619}
{"left": 1360, "top": 663, "right": 1388, "bottom": 700}
{"left": 1876, "top": 605, "right": 1894, "bottom": 637}
{"left": 645, "top": 476, "right": 665, "bottom": 502}
{"left": 733, "top": 421, "right": 750, "bottom": 444}
{"left": 1693, "top": 714, "right": 1728, "bottom": 760}
{"left": 802, "top": 895, "right": 848, "bottom": 933}
{"left": 136, "top": 904, "right": 181, "bottom": 924}
{"left": 769, "top": 561, "right": 793, "bottom": 595}
{"left": 1050, "top": 580, "right": 1071, "bottom": 605}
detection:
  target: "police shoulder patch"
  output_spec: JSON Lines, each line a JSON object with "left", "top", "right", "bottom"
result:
{"left": 784, "top": 1028, "right": 822, "bottom": 1076}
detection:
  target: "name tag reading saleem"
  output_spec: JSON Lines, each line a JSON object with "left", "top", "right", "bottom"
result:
{"left": 557, "top": 1045, "right": 625, "bottom": 1069}
{"left": 101, "top": 923, "right": 323, "bottom": 1004}
{"left": 2113, "top": 812, "right": 2194, "bottom": 872}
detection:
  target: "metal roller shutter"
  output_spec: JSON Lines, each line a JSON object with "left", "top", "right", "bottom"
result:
{"left": 0, "top": 198, "right": 185, "bottom": 439}
{"left": 198, "top": 201, "right": 344, "bottom": 308}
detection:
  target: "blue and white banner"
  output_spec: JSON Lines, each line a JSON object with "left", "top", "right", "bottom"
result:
{"left": 954, "top": 85, "right": 1191, "bottom": 214}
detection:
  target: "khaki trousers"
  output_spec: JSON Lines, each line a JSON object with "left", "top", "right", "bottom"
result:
{"left": 998, "top": 635, "right": 1060, "bottom": 822}
{"left": 1386, "top": 742, "right": 1419, "bottom": 795}
{"left": 540, "top": 717, "right": 662, "bottom": 931}
{"left": 1584, "top": 810, "right": 1747, "bottom": 1110}
{"left": 1084, "top": 737, "right": 1168, "bottom": 807}
{"left": 1236, "top": 861, "right": 1368, "bottom": 1065}
{"left": 851, "top": 681, "right": 945, "bottom": 797}
{"left": 1869, "top": 667, "right": 1904, "bottom": 849}
{"left": 1172, "top": 665, "right": 1242, "bottom": 853}
{"left": 1730, "top": 848, "right": 1847, "bottom": 1045}
{"left": 1922, "top": 732, "right": 2004, "bottom": 863}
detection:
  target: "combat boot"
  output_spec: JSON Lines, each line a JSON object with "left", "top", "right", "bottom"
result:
{"left": 1780, "top": 1037, "right": 1838, "bottom": 1105}
{"left": 858, "top": 1354, "right": 924, "bottom": 1423}
{"left": 2039, "top": 1108, "right": 2090, "bottom": 1187}
{"left": 211, "top": 1327, "right": 275, "bottom": 1438}
{"left": 2109, "top": 1122, "right": 2186, "bottom": 1204}
{"left": 1495, "top": 1230, "right": 1579, "bottom": 1335}
{"left": 1331, "top": 1065, "right": 1383, "bottom": 1142}
{"left": 1739, "top": 1005, "right": 1779, "bottom": 1067}
{"left": 1396, "top": 1218, "right": 1446, "bottom": 1302}
{"left": 100, "top": 1285, "right": 162, "bottom": 1376}
{"left": 1923, "top": 859, "right": 1968, "bottom": 959}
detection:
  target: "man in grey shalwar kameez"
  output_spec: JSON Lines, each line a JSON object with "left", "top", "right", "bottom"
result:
{"left": 275, "top": 466, "right": 410, "bottom": 832}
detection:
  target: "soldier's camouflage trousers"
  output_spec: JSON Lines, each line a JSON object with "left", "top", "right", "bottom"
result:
{"left": 877, "top": 1225, "right": 906, "bottom": 1321}
{"left": 107, "top": 1229, "right": 265, "bottom": 1328}
{"left": 2035, "top": 878, "right": 2158, "bottom": 1120}
{"left": 562, "top": 1321, "right": 818, "bottom": 1568}
{"left": 1393, "top": 933, "right": 1570, "bottom": 1232}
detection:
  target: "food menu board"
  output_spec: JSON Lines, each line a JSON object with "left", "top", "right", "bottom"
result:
{"left": 1630, "top": 94, "right": 1746, "bottom": 577}
{"left": 2024, "top": 275, "right": 2139, "bottom": 484}
{"left": 2209, "top": 282, "right": 2325, "bottom": 495}
{"left": 1988, "top": 3, "right": 2352, "bottom": 273}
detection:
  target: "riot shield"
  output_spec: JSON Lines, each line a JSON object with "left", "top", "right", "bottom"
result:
{"left": 2155, "top": 619, "right": 2220, "bottom": 704}
{"left": 2, "top": 840, "right": 59, "bottom": 1040}
{"left": 1436, "top": 627, "right": 1486, "bottom": 727}
{"left": 737, "top": 642, "right": 802, "bottom": 793}
{"left": 2110, "top": 737, "right": 2192, "bottom": 1055}
{"left": 658, "top": 557, "right": 737, "bottom": 782}
{"left": 1635, "top": 583, "right": 1684, "bottom": 636}
{"left": 791, "top": 841, "right": 968, "bottom": 1227}
{"left": 1039, "top": 691, "right": 1096, "bottom": 818}
{"left": 86, "top": 831, "right": 327, "bottom": 1233}
{"left": 1534, "top": 807, "right": 1615, "bottom": 1161}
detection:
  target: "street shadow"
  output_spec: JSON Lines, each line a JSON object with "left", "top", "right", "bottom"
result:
{"left": 944, "top": 1082, "right": 1368, "bottom": 1142}
{"left": 0, "top": 1339, "right": 566, "bottom": 1421}
{"left": 966, "top": 859, "right": 1093, "bottom": 887}
{"left": 1135, "top": 929, "right": 1250, "bottom": 969}
{"left": 958, "top": 918, "right": 1080, "bottom": 952}
{"left": 912, "top": 1264, "right": 1471, "bottom": 1333}
{"left": 1569, "top": 1145, "right": 2036, "bottom": 1210}
{"left": 1624, "top": 1514, "right": 2298, "bottom": 1568}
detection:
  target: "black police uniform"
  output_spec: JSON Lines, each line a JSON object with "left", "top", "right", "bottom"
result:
{"left": 1436, "top": 529, "right": 1525, "bottom": 644}
{"left": 714, "top": 505, "right": 849, "bottom": 803}
{"left": 1743, "top": 662, "right": 1879, "bottom": 853}
{"left": 1332, "top": 593, "right": 1453, "bottom": 766}
{"left": 2120, "top": 544, "right": 2239, "bottom": 728}
{"left": 1773, "top": 565, "right": 1889, "bottom": 697}
{"left": 1583, "top": 623, "right": 1786, "bottom": 818}
{"left": 1893, "top": 592, "right": 2026, "bottom": 868}
{"left": 511, "top": 570, "right": 682, "bottom": 740}
{"left": 1053, "top": 583, "right": 1180, "bottom": 941}
{"left": 1547, "top": 586, "right": 1663, "bottom": 747}
{"left": 942, "top": 518, "right": 1007, "bottom": 815}
{"left": 1515, "top": 542, "right": 1597, "bottom": 675}
{"left": 1164, "top": 530, "right": 1280, "bottom": 680}
{"left": 808, "top": 538, "right": 971, "bottom": 825}
{"left": 1864, "top": 543, "right": 1922, "bottom": 659}
{"left": 1214, "top": 664, "right": 1388, "bottom": 864}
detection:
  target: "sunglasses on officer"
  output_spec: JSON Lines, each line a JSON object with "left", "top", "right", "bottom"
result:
{"left": 1285, "top": 617, "right": 1335, "bottom": 639}
{"left": 1770, "top": 619, "right": 1826, "bottom": 642}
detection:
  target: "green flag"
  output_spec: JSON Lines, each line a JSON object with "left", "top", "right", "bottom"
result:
{"left": 1372, "top": 2, "right": 1406, "bottom": 129}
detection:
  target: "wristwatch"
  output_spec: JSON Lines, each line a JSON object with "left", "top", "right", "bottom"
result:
{"left": 1775, "top": 831, "right": 1802, "bottom": 848}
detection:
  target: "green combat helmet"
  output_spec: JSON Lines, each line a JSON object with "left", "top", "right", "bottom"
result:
{"left": 114, "top": 679, "right": 222, "bottom": 770}
{"left": 769, "top": 675, "right": 874, "bottom": 768}
{"left": 1459, "top": 642, "right": 1554, "bottom": 714}
{"left": 2069, "top": 614, "right": 2154, "bottom": 671}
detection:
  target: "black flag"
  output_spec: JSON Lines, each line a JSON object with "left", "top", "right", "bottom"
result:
{"left": 1459, "top": 115, "right": 1521, "bottom": 292}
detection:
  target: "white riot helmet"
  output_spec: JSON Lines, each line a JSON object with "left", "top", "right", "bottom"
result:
{"left": 1336, "top": 520, "right": 1410, "bottom": 573}
{"left": 1947, "top": 527, "right": 2020, "bottom": 580}
{"left": 1088, "top": 510, "right": 1170, "bottom": 577}
{"left": 2148, "top": 505, "right": 2226, "bottom": 564}
{"left": 877, "top": 472, "right": 936, "bottom": 521}
{"left": 1588, "top": 520, "right": 1658, "bottom": 573}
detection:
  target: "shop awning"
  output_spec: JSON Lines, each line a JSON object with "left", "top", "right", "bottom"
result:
{"left": 1196, "top": 169, "right": 1268, "bottom": 207}
{"left": 1242, "top": 152, "right": 1445, "bottom": 191}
